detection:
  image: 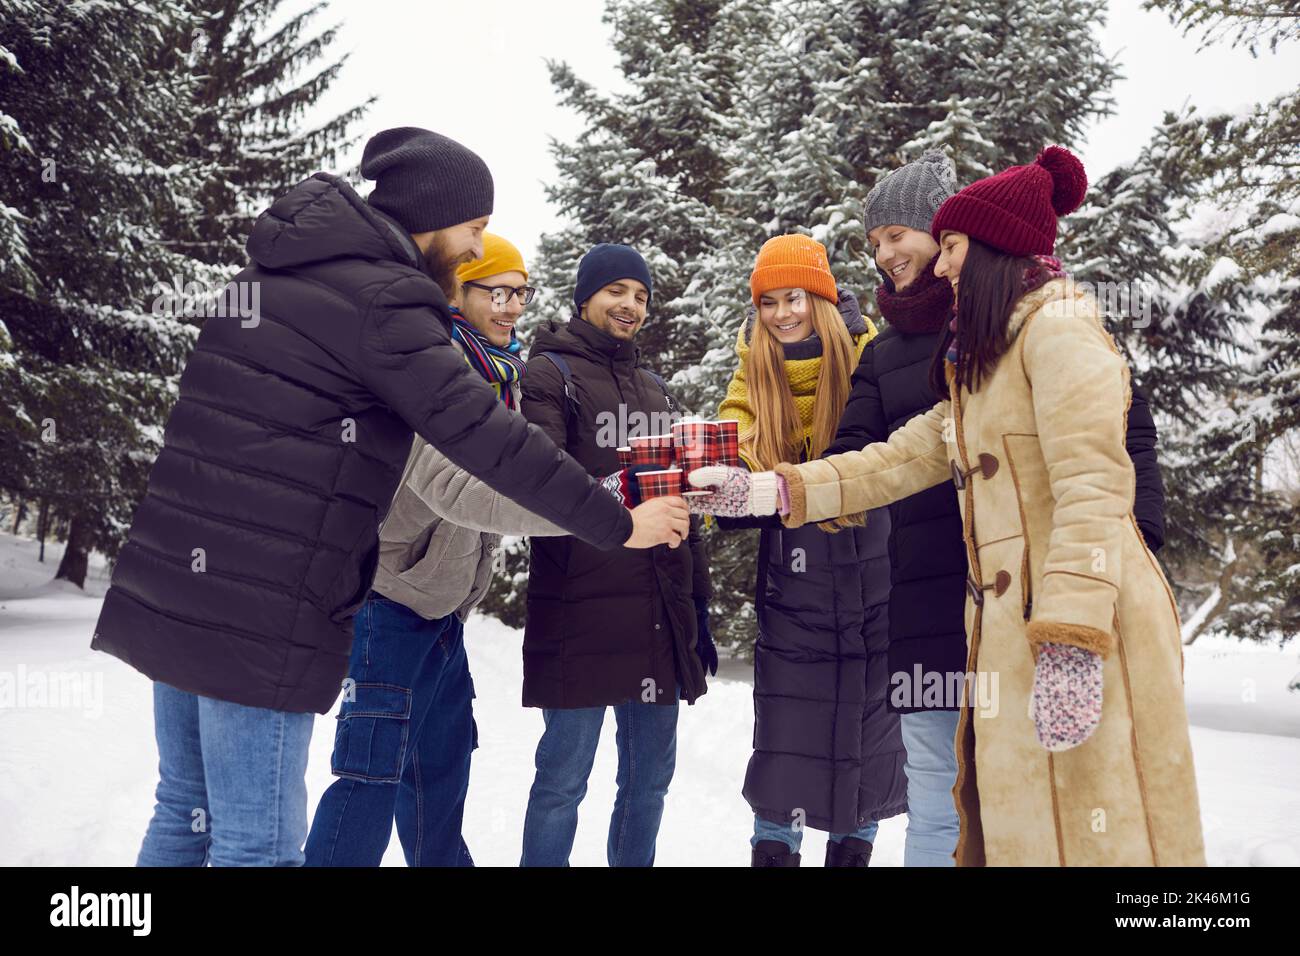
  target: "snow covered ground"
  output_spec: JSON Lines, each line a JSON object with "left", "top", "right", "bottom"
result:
{"left": 1, "top": 529, "right": 1297, "bottom": 866}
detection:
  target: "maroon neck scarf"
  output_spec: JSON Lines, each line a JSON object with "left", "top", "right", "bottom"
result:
{"left": 875, "top": 251, "right": 953, "bottom": 335}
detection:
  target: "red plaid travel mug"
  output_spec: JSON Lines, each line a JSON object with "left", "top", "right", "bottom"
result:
{"left": 636, "top": 467, "right": 683, "bottom": 500}
{"left": 715, "top": 419, "right": 741, "bottom": 468}
{"left": 672, "top": 419, "right": 714, "bottom": 483}
{"left": 628, "top": 433, "right": 676, "bottom": 469}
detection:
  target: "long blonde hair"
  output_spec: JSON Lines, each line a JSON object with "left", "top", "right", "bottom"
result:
{"left": 741, "top": 293, "right": 856, "bottom": 470}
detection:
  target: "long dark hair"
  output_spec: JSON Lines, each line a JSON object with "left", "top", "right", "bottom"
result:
{"left": 927, "top": 237, "right": 1038, "bottom": 398}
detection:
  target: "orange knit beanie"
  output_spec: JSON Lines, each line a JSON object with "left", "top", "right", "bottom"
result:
{"left": 749, "top": 234, "right": 837, "bottom": 306}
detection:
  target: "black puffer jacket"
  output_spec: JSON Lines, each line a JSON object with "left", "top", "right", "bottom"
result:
{"left": 742, "top": 515, "right": 907, "bottom": 834}
{"left": 520, "top": 316, "right": 709, "bottom": 709}
{"left": 91, "top": 173, "right": 633, "bottom": 714}
{"left": 828, "top": 321, "right": 1168, "bottom": 714}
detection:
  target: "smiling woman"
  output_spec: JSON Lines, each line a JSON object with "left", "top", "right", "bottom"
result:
{"left": 690, "top": 145, "right": 1205, "bottom": 867}
{"left": 757, "top": 287, "right": 813, "bottom": 342}
{"left": 706, "top": 232, "right": 903, "bottom": 866}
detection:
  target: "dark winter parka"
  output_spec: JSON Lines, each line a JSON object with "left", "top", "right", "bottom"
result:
{"left": 718, "top": 291, "right": 908, "bottom": 835}
{"left": 91, "top": 173, "right": 633, "bottom": 714}
{"left": 520, "top": 315, "right": 709, "bottom": 709}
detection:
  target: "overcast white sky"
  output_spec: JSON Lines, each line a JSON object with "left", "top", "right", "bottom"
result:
{"left": 303, "top": 0, "right": 1298, "bottom": 264}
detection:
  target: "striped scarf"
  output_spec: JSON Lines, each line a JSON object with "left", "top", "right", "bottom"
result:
{"left": 449, "top": 308, "right": 525, "bottom": 409}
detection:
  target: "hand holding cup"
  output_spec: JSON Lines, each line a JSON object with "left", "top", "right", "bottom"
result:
{"left": 624, "top": 496, "right": 690, "bottom": 549}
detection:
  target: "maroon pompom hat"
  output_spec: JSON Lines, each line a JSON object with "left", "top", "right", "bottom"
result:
{"left": 930, "top": 145, "right": 1088, "bottom": 256}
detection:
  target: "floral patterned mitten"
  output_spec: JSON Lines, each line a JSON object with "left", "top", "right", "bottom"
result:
{"left": 1029, "top": 641, "right": 1104, "bottom": 751}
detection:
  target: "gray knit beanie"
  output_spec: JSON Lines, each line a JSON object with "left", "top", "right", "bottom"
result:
{"left": 863, "top": 148, "right": 958, "bottom": 239}
{"left": 360, "top": 127, "right": 494, "bottom": 233}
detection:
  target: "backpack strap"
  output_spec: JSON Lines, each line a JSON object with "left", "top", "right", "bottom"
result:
{"left": 639, "top": 367, "right": 676, "bottom": 413}
{"left": 535, "top": 352, "right": 582, "bottom": 423}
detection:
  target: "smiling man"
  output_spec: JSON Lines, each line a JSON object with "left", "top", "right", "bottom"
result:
{"left": 453, "top": 234, "right": 534, "bottom": 351}
{"left": 518, "top": 243, "right": 713, "bottom": 867}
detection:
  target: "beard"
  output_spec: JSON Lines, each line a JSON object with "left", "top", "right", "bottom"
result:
{"left": 422, "top": 236, "right": 473, "bottom": 300}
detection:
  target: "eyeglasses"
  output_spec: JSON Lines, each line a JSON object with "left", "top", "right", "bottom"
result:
{"left": 463, "top": 281, "right": 537, "bottom": 308}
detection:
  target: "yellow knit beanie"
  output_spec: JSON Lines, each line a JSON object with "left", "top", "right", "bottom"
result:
{"left": 456, "top": 232, "right": 529, "bottom": 283}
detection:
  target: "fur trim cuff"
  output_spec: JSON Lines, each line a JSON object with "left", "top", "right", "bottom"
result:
{"left": 773, "top": 462, "right": 806, "bottom": 527}
{"left": 1026, "top": 620, "right": 1115, "bottom": 659}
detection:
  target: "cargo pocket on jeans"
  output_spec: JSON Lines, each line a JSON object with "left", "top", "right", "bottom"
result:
{"left": 330, "top": 682, "right": 412, "bottom": 783}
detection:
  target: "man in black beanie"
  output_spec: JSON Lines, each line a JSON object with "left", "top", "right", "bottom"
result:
{"left": 360, "top": 127, "right": 497, "bottom": 293}
{"left": 95, "top": 127, "right": 690, "bottom": 867}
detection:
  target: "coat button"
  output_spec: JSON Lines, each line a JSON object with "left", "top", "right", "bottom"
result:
{"left": 953, "top": 454, "right": 1000, "bottom": 489}
{"left": 994, "top": 569, "right": 1011, "bottom": 597}
{"left": 654, "top": 623, "right": 661, "bottom": 630}
{"left": 968, "top": 571, "right": 1012, "bottom": 602}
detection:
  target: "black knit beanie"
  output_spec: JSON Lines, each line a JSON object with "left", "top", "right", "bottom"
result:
{"left": 360, "top": 127, "right": 494, "bottom": 233}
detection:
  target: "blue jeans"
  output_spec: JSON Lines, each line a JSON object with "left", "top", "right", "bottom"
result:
{"left": 304, "top": 593, "right": 478, "bottom": 867}
{"left": 136, "top": 681, "right": 314, "bottom": 866}
{"left": 520, "top": 694, "right": 679, "bottom": 867}
{"left": 751, "top": 814, "right": 880, "bottom": 851}
{"left": 899, "top": 709, "right": 961, "bottom": 866}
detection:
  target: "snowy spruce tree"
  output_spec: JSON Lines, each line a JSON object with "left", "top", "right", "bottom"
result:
{"left": 686, "top": 0, "right": 1118, "bottom": 417}
{"left": 0, "top": 0, "right": 365, "bottom": 586}
{"left": 154, "top": 0, "right": 372, "bottom": 265}
{"left": 1130, "top": 0, "right": 1300, "bottom": 644}
{"left": 0, "top": 0, "right": 204, "bottom": 586}
{"left": 519, "top": 0, "right": 760, "bottom": 380}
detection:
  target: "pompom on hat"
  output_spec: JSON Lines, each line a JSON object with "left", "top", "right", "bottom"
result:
{"left": 930, "top": 145, "right": 1088, "bottom": 256}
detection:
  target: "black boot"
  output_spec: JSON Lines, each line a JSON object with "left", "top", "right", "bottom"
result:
{"left": 825, "top": 836, "right": 873, "bottom": 867}
{"left": 751, "top": 840, "right": 801, "bottom": 867}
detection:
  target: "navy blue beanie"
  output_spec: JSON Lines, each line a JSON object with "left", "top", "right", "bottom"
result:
{"left": 573, "top": 243, "right": 653, "bottom": 313}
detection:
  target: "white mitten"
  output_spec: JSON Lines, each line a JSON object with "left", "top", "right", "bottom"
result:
{"left": 685, "top": 465, "right": 781, "bottom": 518}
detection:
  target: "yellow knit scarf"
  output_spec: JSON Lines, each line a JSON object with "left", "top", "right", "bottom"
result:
{"left": 718, "top": 318, "right": 875, "bottom": 469}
